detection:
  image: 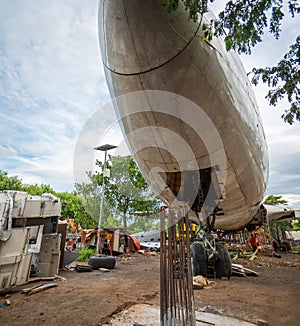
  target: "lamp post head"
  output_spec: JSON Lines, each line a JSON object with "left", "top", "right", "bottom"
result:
{"left": 94, "top": 144, "right": 117, "bottom": 152}
{"left": 93, "top": 143, "right": 117, "bottom": 255}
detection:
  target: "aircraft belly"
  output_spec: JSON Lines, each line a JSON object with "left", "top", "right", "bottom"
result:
{"left": 99, "top": 0, "right": 268, "bottom": 231}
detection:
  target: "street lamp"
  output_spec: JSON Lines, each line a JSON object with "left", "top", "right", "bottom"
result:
{"left": 94, "top": 144, "right": 117, "bottom": 254}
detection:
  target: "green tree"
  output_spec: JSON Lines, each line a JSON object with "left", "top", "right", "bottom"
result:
{"left": 102, "top": 214, "right": 123, "bottom": 229}
{"left": 99, "top": 155, "right": 161, "bottom": 228}
{"left": 23, "top": 183, "right": 56, "bottom": 196}
{"left": 0, "top": 170, "right": 23, "bottom": 191}
{"left": 74, "top": 174, "right": 113, "bottom": 228}
{"left": 0, "top": 170, "right": 56, "bottom": 195}
{"left": 264, "top": 194, "right": 292, "bottom": 235}
{"left": 76, "top": 156, "right": 161, "bottom": 229}
{"left": 263, "top": 194, "right": 288, "bottom": 205}
{"left": 57, "top": 191, "right": 96, "bottom": 229}
{"left": 127, "top": 216, "right": 159, "bottom": 234}
{"left": 292, "top": 220, "right": 300, "bottom": 230}
{"left": 161, "top": 0, "right": 300, "bottom": 123}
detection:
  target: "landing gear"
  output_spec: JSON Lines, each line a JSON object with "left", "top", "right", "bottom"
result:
{"left": 214, "top": 243, "right": 232, "bottom": 279}
{"left": 191, "top": 242, "right": 207, "bottom": 277}
{"left": 191, "top": 239, "right": 232, "bottom": 279}
{"left": 191, "top": 211, "right": 232, "bottom": 279}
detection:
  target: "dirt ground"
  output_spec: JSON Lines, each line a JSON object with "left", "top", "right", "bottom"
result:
{"left": 1, "top": 252, "right": 300, "bottom": 326}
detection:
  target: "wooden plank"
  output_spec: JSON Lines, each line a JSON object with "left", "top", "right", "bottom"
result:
{"left": 232, "top": 270, "right": 246, "bottom": 277}
{"left": 21, "top": 282, "right": 44, "bottom": 294}
{"left": 242, "top": 266, "right": 259, "bottom": 276}
{"left": 27, "top": 283, "right": 57, "bottom": 295}
{"left": 249, "top": 249, "right": 258, "bottom": 261}
{"left": 28, "top": 276, "right": 55, "bottom": 283}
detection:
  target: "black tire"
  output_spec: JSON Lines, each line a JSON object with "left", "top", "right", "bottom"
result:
{"left": 272, "top": 239, "right": 280, "bottom": 252}
{"left": 214, "top": 243, "right": 232, "bottom": 279}
{"left": 191, "top": 242, "right": 207, "bottom": 277}
{"left": 282, "top": 240, "right": 292, "bottom": 251}
{"left": 279, "top": 244, "right": 287, "bottom": 252}
{"left": 88, "top": 256, "right": 116, "bottom": 270}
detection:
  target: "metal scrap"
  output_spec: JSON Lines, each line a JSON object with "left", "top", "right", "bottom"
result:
{"left": 160, "top": 208, "right": 196, "bottom": 326}
{"left": 75, "top": 263, "right": 92, "bottom": 272}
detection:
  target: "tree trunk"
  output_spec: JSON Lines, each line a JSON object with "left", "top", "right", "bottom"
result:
{"left": 122, "top": 212, "right": 127, "bottom": 229}
{"left": 122, "top": 197, "right": 129, "bottom": 229}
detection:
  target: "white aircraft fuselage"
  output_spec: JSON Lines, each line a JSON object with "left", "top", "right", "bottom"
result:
{"left": 98, "top": 0, "right": 269, "bottom": 231}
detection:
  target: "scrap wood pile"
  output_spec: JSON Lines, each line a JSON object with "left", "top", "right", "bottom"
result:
{"left": 21, "top": 282, "right": 58, "bottom": 295}
{"left": 231, "top": 263, "right": 259, "bottom": 277}
{"left": 230, "top": 248, "right": 259, "bottom": 261}
{"left": 21, "top": 274, "right": 67, "bottom": 295}
{"left": 74, "top": 263, "right": 92, "bottom": 272}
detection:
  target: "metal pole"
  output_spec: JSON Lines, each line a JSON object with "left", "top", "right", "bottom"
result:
{"left": 97, "top": 150, "right": 108, "bottom": 254}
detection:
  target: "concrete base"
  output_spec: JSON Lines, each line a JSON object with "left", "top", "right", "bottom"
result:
{"left": 107, "top": 304, "right": 255, "bottom": 326}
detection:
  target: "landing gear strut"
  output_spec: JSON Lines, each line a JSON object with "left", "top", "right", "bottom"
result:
{"left": 191, "top": 211, "right": 232, "bottom": 279}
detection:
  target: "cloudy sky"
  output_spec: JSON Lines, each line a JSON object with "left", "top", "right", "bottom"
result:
{"left": 0, "top": 1, "right": 299, "bottom": 206}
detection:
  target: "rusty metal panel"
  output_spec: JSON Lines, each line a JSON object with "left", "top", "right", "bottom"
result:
{"left": 37, "top": 233, "right": 61, "bottom": 277}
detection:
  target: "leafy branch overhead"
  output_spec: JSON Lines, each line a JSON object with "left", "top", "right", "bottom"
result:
{"left": 161, "top": 0, "right": 300, "bottom": 123}
{"left": 251, "top": 37, "right": 300, "bottom": 124}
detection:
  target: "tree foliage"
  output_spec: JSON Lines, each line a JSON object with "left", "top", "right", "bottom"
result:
{"left": 56, "top": 191, "right": 96, "bottom": 229}
{"left": 0, "top": 170, "right": 55, "bottom": 195}
{"left": 251, "top": 36, "right": 300, "bottom": 124}
{"left": 76, "top": 156, "right": 161, "bottom": 230}
{"left": 161, "top": 0, "right": 300, "bottom": 123}
{"left": 98, "top": 155, "right": 161, "bottom": 228}
{"left": 263, "top": 194, "right": 288, "bottom": 205}
{"left": 0, "top": 170, "right": 23, "bottom": 191}
{"left": 292, "top": 220, "right": 300, "bottom": 230}
{"left": 74, "top": 171, "right": 115, "bottom": 228}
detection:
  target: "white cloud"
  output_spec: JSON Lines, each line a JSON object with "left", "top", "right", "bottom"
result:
{"left": 281, "top": 194, "right": 300, "bottom": 208}
{"left": 0, "top": 0, "right": 111, "bottom": 191}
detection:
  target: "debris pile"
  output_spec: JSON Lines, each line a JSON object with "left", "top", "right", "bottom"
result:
{"left": 231, "top": 263, "right": 259, "bottom": 277}
{"left": 193, "top": 275, "right": 216, "bottom": 289}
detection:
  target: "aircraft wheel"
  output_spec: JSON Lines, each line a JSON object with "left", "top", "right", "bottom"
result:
{"left": 191, "top": 242, "right": 207, "bottom": 277}
{"left": 214, "top": 243, "right": 232, "bottom": 279}
{"left": 88, "top": 256, "right": 116, "bottom": 270}
{"left": 272, "top": 239, "right": 280, "bottom": 251}
{"left": 282, "top": 240, "right": 292, "bottom": 251}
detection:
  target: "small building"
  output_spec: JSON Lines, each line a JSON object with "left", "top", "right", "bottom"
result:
{"left": 80, "top": 227, "right": 140, "bottom": 255}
